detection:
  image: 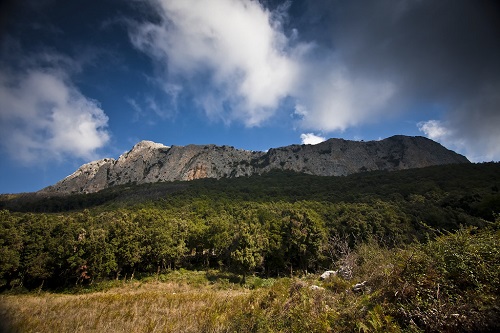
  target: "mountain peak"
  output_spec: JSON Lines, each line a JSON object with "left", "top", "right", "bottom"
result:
{"left": 39, "top": 135, "right": 469, "bottom": 194}
{"left": 117, "top": 140, "right": 169, "bottom": 163}
{"left": 131, "top": 140, "right": 169, "bottom": 151}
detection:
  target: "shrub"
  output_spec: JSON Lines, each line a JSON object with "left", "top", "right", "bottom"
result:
{"left": 384, "top": 226, "right": 500, "bottom": 332}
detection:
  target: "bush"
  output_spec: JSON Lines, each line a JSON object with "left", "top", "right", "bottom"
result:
{"left": 383, "top": 226, "right": 500, "bottom": 332}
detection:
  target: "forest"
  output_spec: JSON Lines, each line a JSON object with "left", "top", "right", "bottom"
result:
{"left": 1, "top": 162, "right": 499, "bottom": 332}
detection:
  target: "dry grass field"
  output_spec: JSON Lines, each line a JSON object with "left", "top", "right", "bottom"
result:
{"left": 0, "top": 272, "right": 349, "bottom": 333}
{"left": 0, "top": 272, "right": 259, "bottom": 333}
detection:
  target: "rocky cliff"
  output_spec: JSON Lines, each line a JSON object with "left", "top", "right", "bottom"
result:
{"left": 40, "top": 135, "right": 469, "bottom": 194}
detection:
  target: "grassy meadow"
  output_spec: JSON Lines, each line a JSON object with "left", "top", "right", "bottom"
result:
{"left": 1, "top": 271, "right": 384, "bottom": 333}
{"left": 1, "top": 275, "right": 252, "bottom": 333}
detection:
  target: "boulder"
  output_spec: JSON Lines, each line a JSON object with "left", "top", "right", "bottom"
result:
{"left": 320, "top": 270, "right": 338, "bottom": 280}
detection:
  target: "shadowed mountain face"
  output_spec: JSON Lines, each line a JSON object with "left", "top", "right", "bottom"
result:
{"left": 40, "top": 135, "right": 469, "bottom": 194}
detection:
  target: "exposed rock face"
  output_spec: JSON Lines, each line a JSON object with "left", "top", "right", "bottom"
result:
{"left": 261, "top": 135, "right": 469, "bottom": 176}
{"left": 40, "top": 136, "right": 469, "bottom": 194}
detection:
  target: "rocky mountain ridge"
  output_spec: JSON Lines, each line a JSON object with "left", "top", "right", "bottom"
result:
{"left": 40, "top": 135, "right": 469, "bottom": 194}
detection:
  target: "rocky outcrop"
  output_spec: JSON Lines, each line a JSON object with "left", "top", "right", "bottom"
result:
{"left": 40, "top": 135, "right": 469, "bottom": 194}
{"left": 260, "top": 135, "right": 469, "bottom": 176}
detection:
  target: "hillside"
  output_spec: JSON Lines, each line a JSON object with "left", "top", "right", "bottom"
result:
{"left": 38, "top": 135, "right": 469, "bottom": 194}
{"left": 1, "top": 163, "right": 499, "bottom": 332}
{"left": 2, "top": 162, "right": 497, "bottom": 216}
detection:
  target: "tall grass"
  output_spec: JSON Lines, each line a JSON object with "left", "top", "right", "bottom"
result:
{"left": 1, "top": 280, "right": 251, "bottom": 333}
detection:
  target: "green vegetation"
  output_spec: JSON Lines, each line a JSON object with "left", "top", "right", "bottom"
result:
{"left": 0, "top": 162, "right": 499, "bottom": 332}
{"left": 1, "top": 226, "right": 498, "bottom": 332}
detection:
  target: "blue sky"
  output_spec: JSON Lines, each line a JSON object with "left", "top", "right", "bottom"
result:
{"left": 1, "top": 0, "right": 499, "bottom": 194}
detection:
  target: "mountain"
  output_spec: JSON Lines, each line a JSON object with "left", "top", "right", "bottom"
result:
{"left": 39, "top": 135, "right": 469, "bottom": 194}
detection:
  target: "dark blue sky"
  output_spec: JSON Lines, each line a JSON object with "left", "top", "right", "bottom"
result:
{"left": 1, "top": 0, "right": 499, "bottom": 193}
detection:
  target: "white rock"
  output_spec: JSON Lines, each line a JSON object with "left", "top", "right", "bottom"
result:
{"left": 352, "top": 281, "right": 368, "bottom": 293}
{"left": 310, "top": 285, "right": 325, "bottom": 291}
{"left": 320, "top": 270, "right": 338, "bottom": 280}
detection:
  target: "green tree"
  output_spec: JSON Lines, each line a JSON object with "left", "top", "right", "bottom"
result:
{"left": 230, "top": 218, "right": 268, "bottom": 282}
{"left": 46, "top": 216, "right": 86, "bottom": 286}
{"left": 19, "top": 213, "right": 54, "bottom": 288}
{"left": 0, "top": 210, "right": 23, "bottom": 289}
{"left": 205, "top": 212, "right": 234, "bottom": 267}
{"left": 281, "top": 209, "right": 327, "bottom": 274}
{"left": 107, "top": 211, "right": 145, "bottom": 279}
{"left": 137, "top": 209, "right": 188, "bottom": 272}
{"left": 82, "top": 226, "right": 117, "bottom": 282}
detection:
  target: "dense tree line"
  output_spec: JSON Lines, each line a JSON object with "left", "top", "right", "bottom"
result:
{"left": 1, "top": 163, "right": 499, "bottom": 290}
{"left": 0, "top": 199, "right": 493, "bottom": 289}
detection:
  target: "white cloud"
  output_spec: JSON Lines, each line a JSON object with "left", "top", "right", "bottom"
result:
{"left": 130, "top": 0, "right": 399, "bottom": 133}
{"left": 0, "top": 69, "right": 109, "bottom": 163}
{"left": 123, "top": 0, "right": 496, "bottom": 164}
{"left": 295, "top": 65, "right": 396, "bottom": 132}
{"left": 418, "top": 120, "right": 450, "bottom": 141}
{"left": 130, "top": 0, "right": 302, "bottom": 126}
{"left": 300, "top": 133, "right": 326, "bottom": 145}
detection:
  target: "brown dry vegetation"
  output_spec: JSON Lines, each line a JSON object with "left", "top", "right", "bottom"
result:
{"left": 1, "top": 279, "right": 252, "bottom": 333}
{"left": 0, "top": 269, "right": 391, "bottom": 333}
{"left": 0, "top": 277, "right": 356, "bottom": 333}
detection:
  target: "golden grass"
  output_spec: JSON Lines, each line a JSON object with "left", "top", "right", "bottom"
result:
{"left": 0, "top": 281, "right": 252, "bottom": 333}
{"left": 0, "top": 272, "right": 370, "bottom": 333}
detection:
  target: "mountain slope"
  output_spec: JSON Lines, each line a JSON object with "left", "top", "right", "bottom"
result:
{"left": 40, "top": 135, "right": 469, "bottom": 194}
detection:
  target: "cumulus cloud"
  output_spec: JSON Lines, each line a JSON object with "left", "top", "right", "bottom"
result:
{"left": 130, "top": 0, "right": 395, "bottom": 130}
{"left": 130, "top": 0, "right": 302, "bottom": 125}
{"left": 300, "top": 133, "right": 326, "bottom": 145}
{"left": 0, "top": 68, "right": 110, "bottom": 163}
{"left": 418, "top": 120, "right": 450, "bottom": 142}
